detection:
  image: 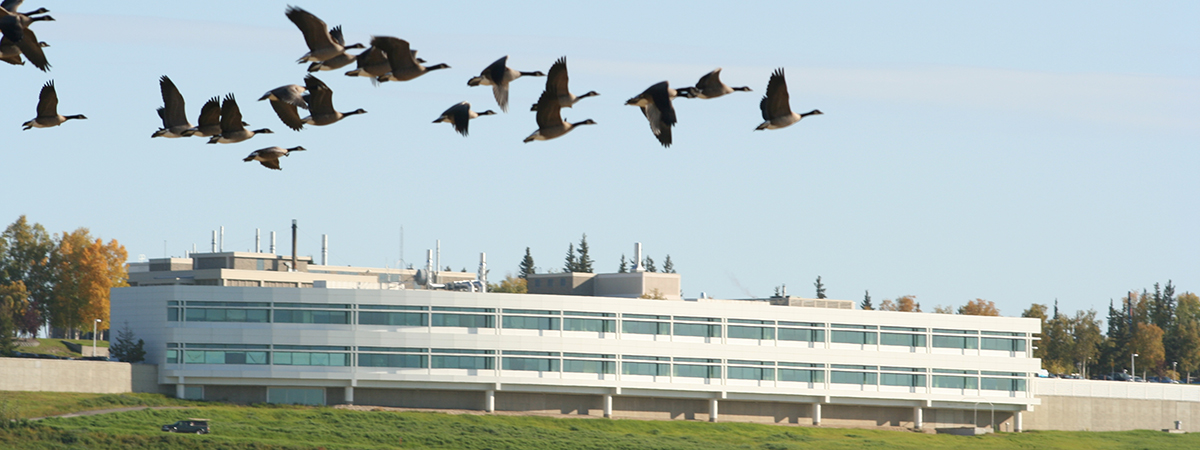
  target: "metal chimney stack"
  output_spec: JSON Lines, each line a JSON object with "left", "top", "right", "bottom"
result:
{"left": 634, "top": 242, "right": 645, "bottom": 272}
{"left": 255, "top": 229, "right": 261, "bottom": 253}
{"left": 211, "top": 231, "right": 216, "bottom": 252}
{"left": 291, "top": 219, "right": 298, "bottom": 272}
{"left": 425, "top": 249, "right": 434, "bottom": 288}
{"left": 270, "top": 232, "right": 276, "bottom": 254}
{"left": 321, "top": 234, "right": 328, "bottom": 265}
{"left": 479, "top": 252, "right": 488, "bottom": 293}
{"left": 435, "top": 240, "right": 441, "bottom": 284}
{"left": 219, "top": 226, "right": 224, "bottom": 252}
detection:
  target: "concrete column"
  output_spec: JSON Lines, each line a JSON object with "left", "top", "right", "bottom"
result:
{"left": 603, "top": 394, "right": 613, "bottom": 418}
{"left": 344, "top": 386, "right": 354, "bottom": 405}
{"left": 485, "top": 390, "right": 495, "bottom": 412}
{"left": 812, "top": 403, "right": 822, "bottom": 426}
{"left": 709, "top": 399, "right": 719, "bottom": 423}
{"left": 913, "top": 407, "right": 923, "bottom": 430}
{"left": 1014, "top": 411, "right": 1023, "bottom": 432}
{"left": 176, "top": 383, "right": 185, "bottom": 399}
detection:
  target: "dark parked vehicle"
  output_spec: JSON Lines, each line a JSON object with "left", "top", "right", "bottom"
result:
{"left": 162, "top": 419, "right": 210, "bottom": 434}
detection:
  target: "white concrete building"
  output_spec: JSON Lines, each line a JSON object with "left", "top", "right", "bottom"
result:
{"left": 112, "top": 254, "right": 1041, "bottom": 429}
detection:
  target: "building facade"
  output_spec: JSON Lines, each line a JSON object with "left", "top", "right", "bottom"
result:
{"left": 112, "top": 260, "right": 1041, "bottom": 429}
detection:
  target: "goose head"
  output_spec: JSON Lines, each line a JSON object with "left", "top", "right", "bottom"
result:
{"left": 732, "top": 86, "right": 752, "bottom": 92}
{"left": 287, "top": 146, "right": 306, "bottom": 153}
{"left": 30, "top": 15, "right": 54, "bottom": 22}
{"left": 345, "top": 43, "right": 366, "bottom": 50}
{"left": 426, "top": 63, "right": 450, "bottom": 71}
{"left": 253, "top": 128, "right": 274, "bottom": 134}
{"left": 478, "top": 110, "right": 497, "bottom": 116}
{"left": 344, "top": 108, "right": 367, "bottom": 116}
{"left": 572, "top": 119, "right": 597, "bottom": 126}
{"left": 579, "top": 91, "right": 600, "bottom": 99}
{"left": 65, "top": 114, "right": 87, "bottom": 120}
{"left": 803, "top": 109, "right": 824, "bottom": 117}
{"left": 24, "top": 8, "right": 50, "bottom": 16}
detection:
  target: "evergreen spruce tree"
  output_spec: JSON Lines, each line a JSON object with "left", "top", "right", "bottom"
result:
{"left": 110, "top": 321, "right": 146, "bottom": 363}
{"left": 861, "top": 290, "right": 873, "bottom": 310}
{"left": 518, "top": 247, "right": 535, "bottom": 279}
{"left": 643, "top": 256, "right": 657, "bottom": 273}
{"left": 564, "top": 243, "right": 577, "bottom": 273}
{"left": 814, "top": 276, "right": 826, "bottom": 299}
{"left": 618, "top": 254, "right": 628, "bottom": 273}
{"left": 663, "top": 255, "right": 675, "bottom": 273}
{"left": 576, "top": 234, "right": 594, "bottom": 273}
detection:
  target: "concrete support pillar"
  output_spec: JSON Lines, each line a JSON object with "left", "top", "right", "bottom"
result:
{"left": 603, "top": 394, "right": 613, "bottom": 418}
{"left": 812, "top": 403, "right": 822, "bottom": 426}
{"left": 176, "top": 383, "right": 185, "bottom": 399}
{"left": 485, "top": 390, "right": 495, "bottom": 412}
{"left": 1014, "top": 411, "right": 1023, "bottom": 432}
{"left": 709, "top": 399, "right": 719, "bottom": 423}
{"left": 344, "top": 386, "right": 354, "bottom": 405}
{"left": 913, "top": 407, "right": 923, "bottom": 430}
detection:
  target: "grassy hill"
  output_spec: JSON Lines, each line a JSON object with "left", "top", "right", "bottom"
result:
{"left": 1, "top": 393, "right": 1197, "bottom": 449}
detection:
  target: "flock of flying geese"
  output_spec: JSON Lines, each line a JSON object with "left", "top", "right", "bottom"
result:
{"left": 6, "top": 4, "right": 823, "bottom": 171}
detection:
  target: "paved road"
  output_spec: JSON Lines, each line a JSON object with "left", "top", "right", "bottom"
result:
{"left": 30, "top": 406, "right": 192, "bottom": 421}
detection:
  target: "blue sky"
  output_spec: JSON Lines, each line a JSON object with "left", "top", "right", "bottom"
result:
{"left": 3, "top": 1, "right": 1197, "bottom": 316}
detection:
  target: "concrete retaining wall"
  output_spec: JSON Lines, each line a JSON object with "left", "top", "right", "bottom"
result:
{"left": 0, "top": 357, "right": 131, "bottom": 393}
{"left": 1026, "top": 395, "right": 1200, "bottom": 432}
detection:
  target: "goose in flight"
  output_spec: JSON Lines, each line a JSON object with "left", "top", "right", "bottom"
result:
{"left": 677, "top": 68, "right": 751, "bottom": 99}
{"left": 285, "top": 6, "right": 363, "bottom": 64}
{"left": 182, "top": 96, "right": 225, "bottom": 138}
{"left": 22, "top": 80, "right": 84, "bottom": 130}
{"left": 625, "top": 81, "right": 677, "bottom": 147}
{"left": 301, "top": 74, "right": 365, "bottom": 126}
{"left": 151, "top": 76, "right": 193, "bottom": 138}
{"left": 467, "top": 55, "right": 544, "bottom": 112}
{"left": 0, "top": 4, "right": 51, "bottom": 71}
{"left": 433, "top": 101, "right": 495, "bottom": 137}
{"left": 244, "top": 146, "right": 305, "bottom": 171}
{"left": 0, "top": 35, "right": 44, "bottom": 66}
{"left": 259, "top": 83, "right": 308, "bottom": 131}
{"left": 208, "top": 94, "right": 272, "bottom": 144}
{"left": 372, "top": 36, "right": 448, "bottom": 83}
{"left": 524, "top": 86, "right": 595, "bottom": 143}
{"left": 528, "top": 56, "right": 598, "bottom": 111}
{"left": 305, "top": 26, "right": 358, "bottom": 72}
{"left": 756, "top": 68, "right": 822, "bottom": 131}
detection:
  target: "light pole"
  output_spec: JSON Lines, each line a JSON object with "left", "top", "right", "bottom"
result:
{"left": 1173, "top": 361, "right": 1178, "bottom": 380}
{"left": 92, "top": 319, "right": 101, "bottom": 358}
{"left": 1131, "top": 353, "right": 1138, "bottom": 381}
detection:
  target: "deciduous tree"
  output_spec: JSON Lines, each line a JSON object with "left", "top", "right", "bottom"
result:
{"left": 0, "top": 281, "right": 28, "bottom": 355}
{"left": 1132, "top": 323, "right": 1166, "bottom": 376}
{"left": 958, "top": 299, "right": 1000, "bottom": 316}
{"left": 1171, "top": 292, "right": 1200, "bottom": 377}
{"left": 1022, "top": 303, "right": 1049, "bottom": 360}
{"left": 48, "top": 229, "right": 127, "bottom": 338}
{"left": 1, "top": 216, "right": 53, "bottom": 336}
{"left": 932, "top": 305, "right": 954, "bottom": 314}
{"left": 489, "top": 275, "right": 527, "bottom": 294}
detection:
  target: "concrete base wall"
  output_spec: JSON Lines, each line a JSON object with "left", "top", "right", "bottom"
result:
{"left": 612, "top": 396, "right": 711, "bottom": 421}
{"left": 130, "top": 364, "right": 171, "bottom": 394}
{"left": 720, "top": 400, "right": 809, "bottom": 425}
{"left": 1026, "top": 395, "right": 1200, "bottom": 432}
{"left": 0, "top": 357, "right": 131, "bottom": 393}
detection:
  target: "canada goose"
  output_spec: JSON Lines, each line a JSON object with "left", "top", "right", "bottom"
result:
{"left": 259, "top": 83, "right": 308, "bottom": 131}
{"left": 467, "top": 55, "right": 544, "bottom": 113}
{"left": 524, "top": 87, "right": 596, "bottom": 143}
{"left": 0, "top": 35, "right": 44, "bottom": 66}
{"left": 433, "top": 101, "right": 495, "bottom": 137}
{"left": 182, "top": 96, "right": 221, "bottom": 137}
{"left": 244, "top": 146, "right": 305, "bottom": 171}
{"left": 756, "top": 68, "right": 822, "bottom": 131}
{"left": 676, "top": 68, "right": 751, "bottom": 99}
{"left": 285, "top": 6, "right": 364, "bottom": 63}
{"left": 301, "top": 74, "right": 365, "bottom": 126}
{"left": 625, "top": 81, "right": 677, "bottom": 147}
{"left": 305, "top": 26, "right": 357, "bottom": 72}
{"left": 344, "top": 46, "right": 425, "bottom": 82}
{"left": 151, "top": 76, "right": 193, "bottom": 138}
{"left": 207, "top": 94, "right": 272, "bottom": 144}
{"left": 0, "top": 6, "right": 50, "bottom": 71}
{"left": 371, "top": 36, "right": 448, "bottom": 83}
{"left": 528, "top": 56, "right": 598, "bottom": 111}
{"left": 22, "top": 80, "right": 85, "bottom": 130}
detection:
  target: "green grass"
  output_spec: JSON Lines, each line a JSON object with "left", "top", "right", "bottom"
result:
{"left": 2, "top": 401, "right": 1198, "bottom": 449}
{"left": 14, "top": 339, "right": 109, "bottom": 358}
{"left": 0, "top": 392, "right": 198, "bottom": 420}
